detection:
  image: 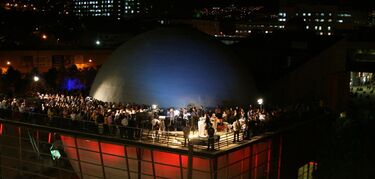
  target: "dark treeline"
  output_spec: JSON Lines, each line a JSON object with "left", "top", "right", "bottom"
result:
{"left": 0, "top": 65, "right": 97, "bottom": 97}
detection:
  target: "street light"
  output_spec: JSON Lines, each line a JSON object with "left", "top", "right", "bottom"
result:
{"left": 41, "top": 34, "right": 47, "bottom": 40}
{"left": 257, "top": 98, "right": 263, "bottom": 109}
{"left": 95, "top": 40, "right": 101, "bottom": 46}
{"left": 33, "top": 76, "right": 40, "bottom": 82}
{"left": 257, "top": 98, "right": 263, "bottom": 105}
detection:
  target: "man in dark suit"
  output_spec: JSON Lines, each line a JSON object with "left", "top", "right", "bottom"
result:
{"left": 207, "top": 126, "right": 215, "bottom": 150}
{"left": 183, "top": 124, "right": 190, "bottom": 146}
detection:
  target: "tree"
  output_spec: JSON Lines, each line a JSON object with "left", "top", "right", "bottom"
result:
{"left": 44, "top": 67, "right": 58, "bottom": 90}
{"left": 1, "top": 66, "right": 22, "bottom": 96}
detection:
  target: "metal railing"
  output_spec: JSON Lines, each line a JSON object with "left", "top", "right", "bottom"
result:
{"left": 0, "top": 109, "right": 251, "bottom": 151}
{"left": 0, "top": 107, "right": 321, "bottom": 152}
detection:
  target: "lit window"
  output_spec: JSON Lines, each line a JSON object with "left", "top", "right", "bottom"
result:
{"left": 338, "top": 19, "right": 343, "bottom": 23}
{"left": 320, "top": 32, "right": 323, "bottom": 35}
{"left": 328, "top": 32, "right": 331, "bottom": 35}
{"left": 314, "top": 26, "right": 317, "bottom": 30}
{"left": 320, "top": 19, "right": 324, "bottom": 22}
{"left": 308, "top": 13, "right": 311, "bottom": 16}
{"left": 328, "top": 26, "right": 331, "bottom": 30}
{"left": 318, "top": 26, "right": 322, "bottom": 30}
{"left": 321, "top": 13, "right": 324, "bottom": 16}
{"left": 306, "top": 26, "right": 309, "bottom": 29}
{"left": 303, "top": 13, "right": 306, "bottom": 16}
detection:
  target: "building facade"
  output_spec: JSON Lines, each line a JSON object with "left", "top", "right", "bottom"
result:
{"left": 278, "top": 5, "right": 367, "bottom": 36}
{"left": 72, "top": 0, "right": 148, "bottom": 20}
{"left": 0, "top": 49, "right": 112, "bottom": 73}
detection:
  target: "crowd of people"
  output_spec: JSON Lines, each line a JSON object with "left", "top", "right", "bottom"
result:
{"left": 0, "top": 92, "right": 317, "bottom": 149}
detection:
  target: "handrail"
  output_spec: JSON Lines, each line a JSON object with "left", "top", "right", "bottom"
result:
{"left": 0, "top": 107, "right": 328, "bottom": 155}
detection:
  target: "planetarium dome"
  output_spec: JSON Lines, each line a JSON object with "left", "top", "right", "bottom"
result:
{"left": 90, "top": 27, "right": 257, "bottom": 107}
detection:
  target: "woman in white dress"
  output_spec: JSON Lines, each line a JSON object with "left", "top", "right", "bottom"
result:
{"left": 198, "top": 114, "right": 207, "bottom": 137}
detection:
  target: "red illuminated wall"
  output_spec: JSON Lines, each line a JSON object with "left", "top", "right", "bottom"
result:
{"left": 61, "top": 135, "right": 276, "bottom": 179}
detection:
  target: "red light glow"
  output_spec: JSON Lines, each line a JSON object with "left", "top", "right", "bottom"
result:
{"left": 60, "top": 135, "right": 276, "bottom": 179}
{"left": 48, "top": 133, "right": 51, "bottom": 143}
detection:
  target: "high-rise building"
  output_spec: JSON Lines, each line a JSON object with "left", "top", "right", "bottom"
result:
{"left": 72, "top": 0, "right": 147, "bottom": 20}
{"left": 278, "top": 5, "right": 367, "bottom": 36}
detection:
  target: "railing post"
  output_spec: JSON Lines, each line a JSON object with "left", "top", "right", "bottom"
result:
{"left": 74, "top": 137, "right": 84, "bottom": 179}
{"left": 98, "top": 141, "right": 106, "bottom": 179}
{"left": 188, "top": 143, "right": 193, "bottom": 179}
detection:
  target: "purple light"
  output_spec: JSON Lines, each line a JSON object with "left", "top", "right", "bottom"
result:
{"left": 62, "top": 78, "right": 85, "bottom": 91}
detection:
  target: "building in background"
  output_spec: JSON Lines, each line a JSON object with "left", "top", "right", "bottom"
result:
{"left": 0, "top": 49, "right": 111, "bottom": 73}
{"left": 72, "top": 0, "right": 150, "bottom": 20}
{"left": 1, "top": 0, "right": 72, "bottom": 15}
{"left": 278, "top": 5, "right": 368, "bottom": 36}
{"left": 191, "top": 4, "right": 369, "bottom": 38}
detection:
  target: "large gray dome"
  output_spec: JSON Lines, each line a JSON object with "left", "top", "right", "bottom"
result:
{"left": 90, "top": 28, "right": 257, "bottom": 107}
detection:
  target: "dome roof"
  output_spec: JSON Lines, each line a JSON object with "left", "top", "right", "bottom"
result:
{"left": 90, "top": 28, "right": 257, "bottom": 107}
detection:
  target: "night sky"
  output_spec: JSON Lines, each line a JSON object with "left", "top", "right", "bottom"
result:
{"left": 185, "top": 0, "right": 375, "bottom": 9}
{"left": 149, "top": 0, "right": 375, "bottom": 17}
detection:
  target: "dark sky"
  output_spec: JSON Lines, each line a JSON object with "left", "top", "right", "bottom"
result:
{"left": 149, "top": 0, "right": 374, "bottom": 18}
{"left": 192, "top": 0, "right": 375, "bottom": 9}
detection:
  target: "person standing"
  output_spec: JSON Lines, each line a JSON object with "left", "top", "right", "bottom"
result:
{"left": 120, "top": 115, "right": 128, "bottom": 138}
{"left": 167, "top": 108, "right": 174, "bottom": 131}
{"left": 210, "top": 113, "right": 218, "bottom": 133}
{"left": 233, "top": 118, "right": 241, "bottom": 143}
{"left": 153, "top": 120, "right": 160, "bottom": 141}
{"left": 207, "top": 126, "right": 215, "bottom": 150}
{"left": 190, "top": 108, "right": 198, "bottom": 132}
{"left": 183, "top": 124, "right": 190, "bottom": 147}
